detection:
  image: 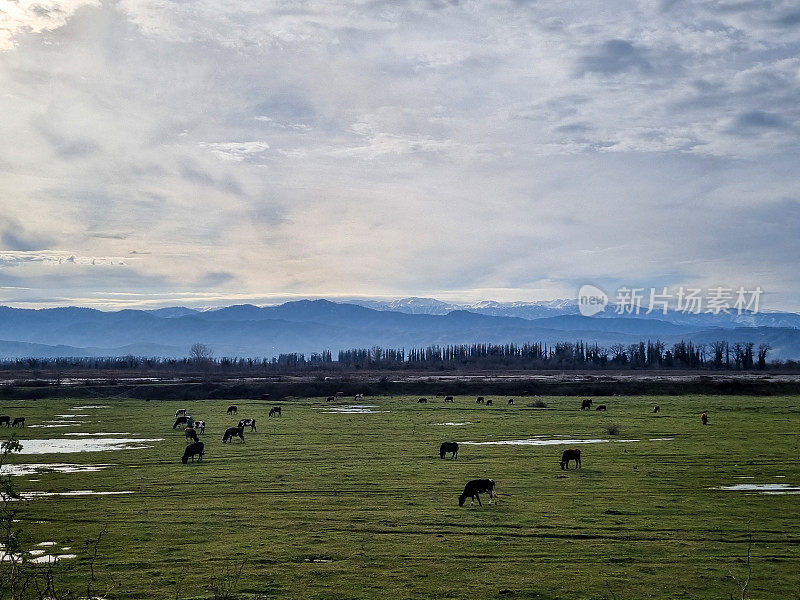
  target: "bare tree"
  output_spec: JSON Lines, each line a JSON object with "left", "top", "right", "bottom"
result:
{"left": 189, "top": 343, "right": 214, "bottom": 363}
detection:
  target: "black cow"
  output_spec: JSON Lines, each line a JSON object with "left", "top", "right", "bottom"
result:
{"left": 596, "top": 405, "right": 607, "bottom": 411}
{"left": 11, "top": 417, "right": 25, "bottom": 427}
{"left": 486, "top": 399, "right": 493, "bottom": 406}
{"left": 223, "top": 426, "right": 245, "bottom": 443}
{"left": 227, "top": 405, "right": 238, "bottom": 415}
{"left": 476, "top": 396, "right": 485, "bottom": 404}
{"left": 184, "top": 427, "right": 199, "bottom": 443}
{"left": 269, "top": 407, "right": 281, "bottom": 417}
{"left": 0, "top": 416, "right": 10, "bottom": 427}
{"left": 560, "top": 448, "right": 581, "bottom": 470}
{"left": 701, "top": 412, "right": 708, "bottom": 425}
{"left": 580, "top": 399, "right": 593, "bottom": 410}
{"left": 326, "top": 396, "right": 335, "bottom": 402}
{"left": 458, "top": 479, "right": 497, "bottom": 507}
{"left": 417, "top": 398, "right": 428, "bottom": 403}
{"left": 181, "top": 441, "right": 204, "bottom": 464}
{"left": 444, "top": 396, "right": 454, "bottom": 403}
{"left": 653, "top": 405, "right": 660, "bottom": 413}
{"left": 508, "top": 399, "right": 514, "bottom": 405}
{"left": 173, "top": 416, "right": 192, "bottom": 429}
{"left": 439, "top": 442, "right": 459, "bottom": 459}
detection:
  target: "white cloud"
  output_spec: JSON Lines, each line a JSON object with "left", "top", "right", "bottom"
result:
{"left": 0, "top": 0, "right": 799, "bottom": 310}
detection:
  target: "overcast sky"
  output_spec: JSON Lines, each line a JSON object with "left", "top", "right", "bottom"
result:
{"left": 1, "top": 0, "right": 799, "bottom": 311}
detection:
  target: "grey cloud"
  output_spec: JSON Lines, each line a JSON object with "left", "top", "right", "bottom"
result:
{"left": 577, "top": 40, "right": 652, "bottom": 76}
{"left": 728, "top": 110, "right": 788, "bottom": 135}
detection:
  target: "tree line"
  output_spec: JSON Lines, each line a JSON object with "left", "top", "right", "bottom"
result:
{"left": 0, "top": 340, "right": 787, "bottom": 375}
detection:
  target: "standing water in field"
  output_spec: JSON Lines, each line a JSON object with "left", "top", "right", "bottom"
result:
{"left": 13, "top": 438, "right": 163, "bottom": 454}
{"left": 320, "top": 405, "right": 389, "bottom": 414}
{"left": 715, "top": 483, "right": 800, "bottom": 494}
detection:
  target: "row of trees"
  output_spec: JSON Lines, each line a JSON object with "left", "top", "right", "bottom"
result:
{"left": 0, "top": 340, "right": 779, "bottom": 374}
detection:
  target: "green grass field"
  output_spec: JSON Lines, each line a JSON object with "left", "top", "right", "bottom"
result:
{"left": 2, "top": 394, "right": 798, "bottom": 599}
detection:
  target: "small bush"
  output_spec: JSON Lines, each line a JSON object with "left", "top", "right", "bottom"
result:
{"left": 605, "top": 423, "right": 620, "bottom": 436}
{"left": 533, "top": 399, "right": 547, "bottom": 408}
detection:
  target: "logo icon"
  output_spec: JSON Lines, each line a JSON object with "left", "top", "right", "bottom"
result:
{"left": 578, "top": 284, "right": 608, "bottom": 317}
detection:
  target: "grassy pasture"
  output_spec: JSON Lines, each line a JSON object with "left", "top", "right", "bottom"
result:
{"left": 2, "top": 393, "right": 799, "bottom": 599}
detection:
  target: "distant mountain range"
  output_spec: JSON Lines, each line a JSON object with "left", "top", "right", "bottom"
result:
{"left": 0, "top": 298, "right": 799, "bottom": 360}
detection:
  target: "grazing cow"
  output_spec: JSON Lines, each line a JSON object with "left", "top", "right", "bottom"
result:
{"left": 11, "top": 417, "right": 25, "bottom": 428}
{"left": 436, "top": 392, "right": 445, "bottom": 397}
{"left": 192, "top": 420, "right": 206, "bottom": 434}
{"left": 653, "top": 405, "right": 660, "bottom": 413}
{"left": 173, "top": 416, "right": 192, "bottom": 429}
{"left": 238, "top": 418, "right": 257, "bottom": 432}
{"left": 418, "top": 398, "right": 428, "bottom": 403}
{"left": 486, "top": 399, "right": 493, "bottom": 406}
{"left": 269, "top": 407, "right": 281, "bottom": 417}
{"left": 222, "top": 426, "right": 245, "bottom": 443}
{"left": 0, "top": 416, "right": 10, "bottom": 427}
{"left": 175, "top": 408, "right": 186, "bottom": 418}
{"left": 580, "top": 399, "right": 593, "bottom": 410}
{"left": 476, "top": 396, "right": 485, "bottom": 404}
{"left": 226, "top": 405, "right": 238, "bottom": 415}
{"left": 701, "top": 412, "right": 708, "bottom": 425}
{"left": 508, "top": 398, "right": 514, "bottom": 405}
{"left": 596, "top": 405, "right": 607, "bottom": 411}
{"left": 458, "top": 479, "right": 497, "bottom": 507}
{"left": 444, "top": 396, "right": 454, "bottom": 403}
{"left": 326, "top": 396, "right": 335, "bottom": 402}
{"left": 181, "top": 441, "right": 204, "bottom": 464}
{"left": 184, "top": 427, "right": 199, "bottom": 443}
{"left": 439, "top": 442, "right": 459, "bottom": 459}
{"left": 560, "top": 448, "right": 581, "bottom": 470}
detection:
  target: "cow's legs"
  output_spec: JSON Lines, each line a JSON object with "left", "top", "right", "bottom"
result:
{"left": 476, "top": 494, "right": 482, "bottom": 506}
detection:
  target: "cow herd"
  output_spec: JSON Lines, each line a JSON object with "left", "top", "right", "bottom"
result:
{"left": 170, "top": 394, "right": 712, "bottom": 507}
{"left": 0, "top": 415, "right": 25, "bottom": 427}
{"left": 175, "top": 404, "right": 281, "bottom": 461}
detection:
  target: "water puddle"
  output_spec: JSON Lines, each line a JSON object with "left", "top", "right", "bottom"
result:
{"left": 1, "top": 541, "right": 78, "bottom": 563}
{"left": 29, "top": 424, "right": 74, "bottom": 428}
{"left": 14, "top": 438, "right": 163, "bottom": 454}
{"left": 715, "top": 483, "right": 800, "bottom": 495}
{"left": 72, "top": 405, "right": 109, "bottom": 409}
{"left": 321, "top": 405, "right": 388, "bottom": 414}
{"left": 64, "top": 432, "right": 129, "bottom": 436}
{"left": 55, "top": 414, "right": 89, "bottom": 418}
{"left": 434, "top": 422, "right": 471, "bottom": 426}
{"left": 459, "top": 437, "right": 641, "bottom": 446}
{"left": 0, "top": 463, "right": 112, "bottom": 476}
{"left": 21, "top": 490, "right": 134, "bottom": 498}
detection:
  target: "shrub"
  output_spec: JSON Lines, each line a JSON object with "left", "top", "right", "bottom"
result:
{"left": 605, "top": 423, "right": 620, "bottom": 436}
{"left": 532, "top": 399, "right": 547, "bottom": 408}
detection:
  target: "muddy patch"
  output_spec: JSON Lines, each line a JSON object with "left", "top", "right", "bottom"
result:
{"left": 14, "top": 438, "right": 163, "bottom": 454}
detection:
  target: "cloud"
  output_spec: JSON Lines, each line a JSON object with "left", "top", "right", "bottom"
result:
{"left": 0, "top": 0, "right": 799, "bottom": 311}
{"left": 577, "top": 40, "right": 652, "bottom": 75}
